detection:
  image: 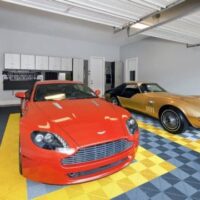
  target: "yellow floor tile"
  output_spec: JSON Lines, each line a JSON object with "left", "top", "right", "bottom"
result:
{"left": 140, "top": 169, "right": 158, "bottom": 180}
{"left": 88, "top": 188, "right": 108, "bottom": 199}
{"left": 140, "top": 159, "right": 155, "bottom": 167}
{"left": 102, "top": 183, "right": 124, "bottom": 198}
{"left": 82, "top": 181, "right": 101, "bottom": 193}
{"left": 0, "top": 114, "right": 27, "bottom": 200}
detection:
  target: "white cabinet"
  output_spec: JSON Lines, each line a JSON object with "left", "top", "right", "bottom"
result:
{"left": 4, "top": 53, "right": 20, "bottom": 69}
{"left": 61, "top": 58, "right": 72, "bottom": 71}
{"left": 49, "top": 57, "right": 61, "bottom": 71}
{"left": 21, "top": 54, "right": 35, "bottom": 70}
{"left": 36, "top": 56, "right": 48, "bottom": 70}
{"left": 73, "top": 58, "right": 84, "bottom": 82}
{"left": 58, "top": 73, "right": 66, "bottom": 80}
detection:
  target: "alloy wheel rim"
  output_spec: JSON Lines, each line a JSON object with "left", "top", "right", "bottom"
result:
{"left": 161, "top": 110, "right": 180, "bottom": 131}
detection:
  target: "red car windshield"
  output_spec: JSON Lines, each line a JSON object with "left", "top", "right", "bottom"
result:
{"left": 34, "top": 83, "right": 97, "bottom": 101}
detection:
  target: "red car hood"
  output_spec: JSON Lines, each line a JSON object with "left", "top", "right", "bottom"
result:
{"left": 33, "top": 98, "right": 128, "bottom": 147}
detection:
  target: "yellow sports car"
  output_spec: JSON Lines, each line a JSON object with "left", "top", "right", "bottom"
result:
{"left": 105, "top": 82, "right": 200, "bottom": 134}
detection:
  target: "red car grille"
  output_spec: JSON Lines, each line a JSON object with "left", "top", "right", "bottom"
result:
{"left": 61, "top": 139, "right": 133, "bottom": 165}
{"left": 68, "top": 157, "right": 129, "bottom": 178}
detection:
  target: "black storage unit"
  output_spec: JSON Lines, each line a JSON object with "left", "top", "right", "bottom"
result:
{"left": 45, "top": 72, "right": 58, "bottom": 80}
{"left": 2, "top": 70, "right": 41, "bottom": 90}
{"left": 3, "top": 80, "right": 36, "bottom": 90}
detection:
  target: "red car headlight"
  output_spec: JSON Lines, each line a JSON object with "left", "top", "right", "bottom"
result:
{"left": 126, "top": 117, "right": 138, "bottom": 135}
{"left": 31, "top": 131, "right": 75, "bottom": 155}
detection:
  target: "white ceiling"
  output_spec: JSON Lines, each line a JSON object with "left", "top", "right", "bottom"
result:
{"left": 1, "top": 0, "right": 200, "bottom": 45}
{"left": 1, "top": 0, "right": 182, "bottom": 28}
{"left": 144, "top": 9, "right": 200, "bottom": 45}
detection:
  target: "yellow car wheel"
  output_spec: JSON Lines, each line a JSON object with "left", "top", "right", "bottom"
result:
{"left": 111, "top": 97, "right": 120, "bottom": 106}
{"left": 160, "top": 108, "right": 188, "bottom": 134}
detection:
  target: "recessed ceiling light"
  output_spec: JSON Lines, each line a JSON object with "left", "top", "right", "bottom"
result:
{"left": 131, "top": 23, "right": 149, "bottom": 30}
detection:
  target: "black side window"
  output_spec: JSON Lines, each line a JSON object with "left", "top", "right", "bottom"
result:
{"left": 121, "top": 85, "right": 140, "bottom": 98}
{"left": 113, "top": 84, "right": 126, "bottom": 96}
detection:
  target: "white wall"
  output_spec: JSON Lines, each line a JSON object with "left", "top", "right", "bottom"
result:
{"left": 120, "top": 38, "right": 200, "bottom": 95}
{"left": 0, "top": 28, "right": 120, "bottom": 105}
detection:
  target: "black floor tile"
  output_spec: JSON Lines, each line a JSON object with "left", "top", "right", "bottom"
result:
{"left": 0, "top": 106, "right": 20, "bottom": 144}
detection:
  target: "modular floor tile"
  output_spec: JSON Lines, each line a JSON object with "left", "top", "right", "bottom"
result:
{"left": 112, "top": 112, "right": 200, "bottom": 200}
{"left": 0, "top": 109, "right": 200, "bottom": 200}
{"left": 0, "top": 106, "right": 20, "bottom": 144}
{"left": 133, "top": 112, "right": 200, "bottom": 141}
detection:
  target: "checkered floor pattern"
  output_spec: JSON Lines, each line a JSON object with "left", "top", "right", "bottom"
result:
{"left": 113, "top": 128, "right": 200, "bottom": 200}
{"left": 0, "top": 113, "right": 200, "bottom": 200}
{"left": 133, "top": 112, "right": 200, "bottom": 141}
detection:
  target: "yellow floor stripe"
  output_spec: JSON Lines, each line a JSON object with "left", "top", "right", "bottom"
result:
{"left": 34, "top": 147, "right": 175, "bottom": 200}
{"left": 138, "top": 120, "right": 200, "bottom": 153}
{"left": 0, "top": 114, "right": 27, "bottom": 200}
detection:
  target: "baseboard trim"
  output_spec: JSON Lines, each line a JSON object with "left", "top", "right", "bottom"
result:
{"left": 0, "top": 104, "right": 20, "bottom": 108}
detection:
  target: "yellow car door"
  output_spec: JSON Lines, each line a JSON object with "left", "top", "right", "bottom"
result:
{"left": 129, "top": 92, "right": 157, "bottom": 117}
{"left": 118, "top": 84, "right": 155, "bottom": 116}
{"left": 131, "top": 93, "right": 150, "bottom": 113}
{"left": 118, "top": 84, "right": 144, "bottom": 111}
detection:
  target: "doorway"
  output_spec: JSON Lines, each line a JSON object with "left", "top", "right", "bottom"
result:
{"left": 83, "top": 60, "right": 89, "bottom": 85}
{"left": 105, "top": 62, "right": 115, "bottom": 91}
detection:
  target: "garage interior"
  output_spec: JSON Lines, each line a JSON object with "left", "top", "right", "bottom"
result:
{"left": 0, "top": 0, "right": 200, "bottom": 200}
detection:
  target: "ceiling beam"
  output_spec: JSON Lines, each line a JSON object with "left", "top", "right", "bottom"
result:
{"left": 2, "top": 0, "right": 123, "bottom": 28}
{"left": 55, "top": 0, "right": 138, "bottom": 21}
{"left": 128, "top": 0, "right": 165, "bottom": 10}
{"left": 126, "top": 0, "right": 200, "bottom": 37}
{"left": 186, "top": 43, "right": 200, "bottom": 48}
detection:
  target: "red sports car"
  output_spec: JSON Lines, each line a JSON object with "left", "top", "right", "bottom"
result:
{"left": 15, "top": 80, "right": 139, "bottom": 185}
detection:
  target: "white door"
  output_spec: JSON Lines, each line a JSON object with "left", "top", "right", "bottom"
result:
{"left": 89, "top": 56, "right": 105, "bottom": 95}
{"left": 125, "top": 57, "right": 138, "bottom": 82}
{"left": 115, "top": 61, "right": 123, "bottom": 87}
{"left": 73, "top": 58, "right": 84, "bottom": 82}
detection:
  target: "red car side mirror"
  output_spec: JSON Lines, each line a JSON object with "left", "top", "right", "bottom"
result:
{"left": 95, "top": 90, "right": 101, "bottom": 96}
{"left": 15, "top": 92, "right": 26, "bottom": 99}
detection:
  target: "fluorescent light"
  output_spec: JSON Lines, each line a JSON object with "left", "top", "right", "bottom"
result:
{"left": 131, "top": 23, "right": 149, "bottom": 29}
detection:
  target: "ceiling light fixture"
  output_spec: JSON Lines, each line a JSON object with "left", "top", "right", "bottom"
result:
{"left": 131, "top": 23, "right": 149, "bottom": 29}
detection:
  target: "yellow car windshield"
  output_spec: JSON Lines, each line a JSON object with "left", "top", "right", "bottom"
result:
{"left": 140, "top": 84, "right": 166, "bottom": 93}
